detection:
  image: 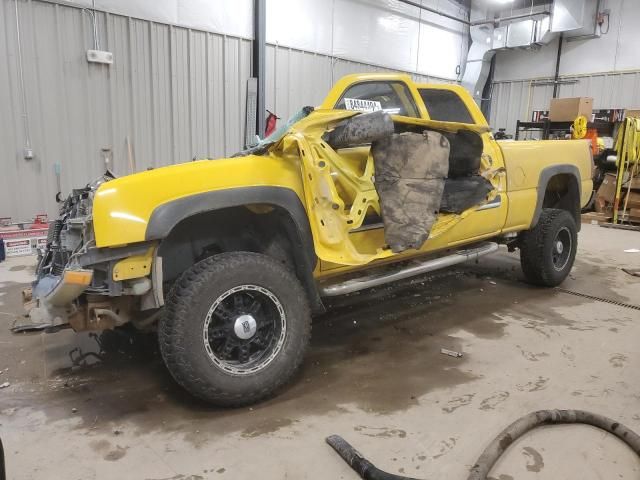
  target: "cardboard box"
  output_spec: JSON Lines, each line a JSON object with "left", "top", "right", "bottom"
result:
{"left": 624, "top": 190, "right": 640, "bottom": 210}
{"left": 594, "top": 173, "right": 617, "bottom": 213}
{"left": 625, "top": 109, "right": 640, "bottom": 119}
{"left": 549, "top": 97, "right": 593, "bottom": 122}
{"left": 627, "top": 176, "right": 640, "bottom": 191}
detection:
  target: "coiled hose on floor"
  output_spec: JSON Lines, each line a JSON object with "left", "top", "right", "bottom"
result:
{"left": 1, "top": 437, "right": 5, "bottom": 480}
{"left": 326, "top": 409, "right": 640, "bottom": 480}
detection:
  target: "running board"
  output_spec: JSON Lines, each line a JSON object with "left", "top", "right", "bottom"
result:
{"left": 318, "top": 242, "right": 499, "bottom": 297}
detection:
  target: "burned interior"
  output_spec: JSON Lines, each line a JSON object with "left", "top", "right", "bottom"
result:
{"left": 322, "top": 110, "right": 494, "bottom": 253}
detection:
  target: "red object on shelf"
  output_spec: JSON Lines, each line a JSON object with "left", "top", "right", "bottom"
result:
{"left": 31, "top": 214, "right": 48, "bottom": 226}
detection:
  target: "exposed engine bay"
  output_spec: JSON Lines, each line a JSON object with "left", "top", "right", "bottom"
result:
{"left": 35, "top": 173, "right": 113, "bottom": 283}
{"left": 19, "top": 171, "right": 160, "bottom": 333}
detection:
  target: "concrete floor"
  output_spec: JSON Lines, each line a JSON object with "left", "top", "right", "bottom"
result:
{"left": 0, "top": 223, "right": 639, "bottom": 480}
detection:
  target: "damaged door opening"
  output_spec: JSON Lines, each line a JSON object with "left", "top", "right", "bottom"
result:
{"left": 319, "top": 111, "right": 495, "bottom": 255}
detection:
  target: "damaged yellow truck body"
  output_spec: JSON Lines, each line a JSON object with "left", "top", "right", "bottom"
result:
{"left": 23, "top": 73, "right": 593, "bottom": 406}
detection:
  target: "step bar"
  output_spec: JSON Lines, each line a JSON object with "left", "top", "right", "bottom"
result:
{"left": 318, "top": 241, "right": 499, "bottom": 297}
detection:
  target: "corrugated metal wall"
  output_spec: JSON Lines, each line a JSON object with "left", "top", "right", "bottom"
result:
{"left": 489, "top": 71, "right": 640, "bottom": 136}
{"left": 1, "top": 0, "right": 252, "bottom": 220}
{"left": 0, "top": 0, "right": 453, "bottom": 220}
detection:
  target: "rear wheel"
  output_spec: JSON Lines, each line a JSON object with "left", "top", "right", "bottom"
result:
{"left": 159, "top": 252, "right": 311, "bottom": 406}
{"left": 520, "top": 208, "right": 577, "bottom": 287}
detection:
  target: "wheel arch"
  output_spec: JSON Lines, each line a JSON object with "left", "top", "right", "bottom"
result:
{"left": 147, "top": 187, "right": 324, "bottom": 314}
{"left": 531, "top": 165, "right": 582, "bottom": 231}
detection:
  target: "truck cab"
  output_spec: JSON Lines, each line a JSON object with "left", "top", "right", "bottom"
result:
{"left": 312, "top": 74, "right": 510, "bottom": 276}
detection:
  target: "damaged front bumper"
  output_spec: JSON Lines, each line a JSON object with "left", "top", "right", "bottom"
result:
{"left": 19, "top": 256, "right": 158, "bottom": 333}
{"left": 19, "top": 267, "right": 136, "bottom": 333}
{"left": 15, "top": 173, "right": 164, "bottom": 334}
{"left": 20, "top": 269, "right": 93, "bottom": 332}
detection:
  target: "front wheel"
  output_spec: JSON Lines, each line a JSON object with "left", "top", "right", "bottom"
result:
{"left": 520, "top": 208, "right": 578, "bottom": 287}
{"left": 158, "top": 252, "right": 311, "bottom": 406}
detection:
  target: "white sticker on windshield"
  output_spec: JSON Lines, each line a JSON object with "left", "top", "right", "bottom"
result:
{"left": 344, "top": 98, "right": 382, "bottom": 113}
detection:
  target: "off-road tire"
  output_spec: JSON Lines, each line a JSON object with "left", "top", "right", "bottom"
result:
{"left": 158, "top": 252, "right": 311, "bottom": 407}
{"left": 520, "top": 208, "right": 577, "bottom": 287}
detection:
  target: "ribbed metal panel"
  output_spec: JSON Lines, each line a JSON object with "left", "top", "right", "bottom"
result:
{"left": 1, "top": 0, "right": 459, "bottom": 220}
{"left": 490, "top": 71, "right": 640, "bottom": 136}
{"left": 1, "top": 0, "right": 254, "bottom": 220}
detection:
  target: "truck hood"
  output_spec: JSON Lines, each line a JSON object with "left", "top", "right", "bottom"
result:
{"left": 92, "top": 154, "right": 304, "bottom": 248}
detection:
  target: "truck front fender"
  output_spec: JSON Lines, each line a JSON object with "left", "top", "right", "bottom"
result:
{"left": 146, "top": 186, "right": 323, "bottom": 313}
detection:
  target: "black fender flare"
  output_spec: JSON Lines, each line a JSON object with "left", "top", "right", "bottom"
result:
{"left": 145, "top": 186, "right": 324, "bottom": 313}
{"left": 531, "top": 164, "right": 582, "bottom": 230}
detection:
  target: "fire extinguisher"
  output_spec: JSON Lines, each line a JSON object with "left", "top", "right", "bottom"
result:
{"left": 265, "top": 110, "right": 280, "bottom": 137}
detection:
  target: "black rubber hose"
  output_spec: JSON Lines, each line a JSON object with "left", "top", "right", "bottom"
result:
{"left": 327, "top": 409, "right": 640, "bottom": 480}
{"left": 0, "top": 436, "right": 5, "bottom": 480}
{"left": 326, "top": 435, "right": 421, "bottom": 480}
{"left": 467, "top": 409, "right": 640, "bottom": 480}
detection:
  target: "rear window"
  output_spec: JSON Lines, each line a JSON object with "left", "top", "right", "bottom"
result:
{"left": 419, "top": 88, "right": 475, "bottom": 124}
{"left": 335, "top": 81, "right": 419, "bottom": 118}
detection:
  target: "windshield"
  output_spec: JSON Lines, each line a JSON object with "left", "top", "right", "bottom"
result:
{"left": 231, "top": 106, "right": 314, "bottom": 157}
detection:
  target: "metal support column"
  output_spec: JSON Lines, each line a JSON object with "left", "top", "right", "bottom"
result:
{"left": 253, "top": 0, "right": 266, "bottom": 138}
{"left": 552, "top": 34, "right": 563, "bottom": 98}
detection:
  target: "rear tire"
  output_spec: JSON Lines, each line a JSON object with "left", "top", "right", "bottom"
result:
{"left": 158, "top": 252, "right": 311, "bottom": 407}
{"left": 520, "top": 208, "right": 577, "bottom": 287}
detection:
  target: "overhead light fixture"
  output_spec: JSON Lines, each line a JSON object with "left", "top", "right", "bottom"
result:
{"left": 493, "top": 0, "right": 514, "bottom": 4}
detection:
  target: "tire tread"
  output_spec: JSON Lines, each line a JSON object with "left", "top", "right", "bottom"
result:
{"left": 520, "top": 208, "right": 577, "bottom": 287}
{"left": 158, "top": 252, "right": 311, "bottom": 407}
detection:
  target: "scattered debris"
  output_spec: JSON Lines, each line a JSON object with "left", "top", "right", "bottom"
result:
{"left": 71, "top": 407, "right": 78, "bottom": 413}
{"left": 0, "top": 382, "right": 10, "bottom": 389}
{"left": 601, "top": 223, "right": 640, "bottom": 232}
{"left": 441, "top": 348, "right": 463, "bottom": 358}
{"left": 622, "top": 268, "right": 640, "bottom": 277}
{"left": 489, "top": 281, "right": 497, "bottom": 285}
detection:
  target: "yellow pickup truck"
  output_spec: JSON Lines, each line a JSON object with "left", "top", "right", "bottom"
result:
{"left": 23, "top": 73, "right": 592, "bottom": 406}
